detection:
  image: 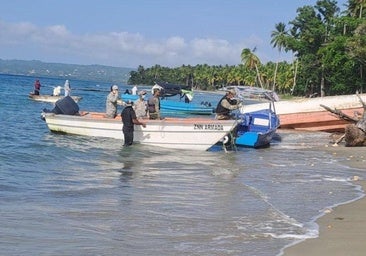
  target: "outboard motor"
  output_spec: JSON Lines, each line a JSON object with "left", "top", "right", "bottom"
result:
{"left": 43, "top": 96, "right": 79, "bottom": 115}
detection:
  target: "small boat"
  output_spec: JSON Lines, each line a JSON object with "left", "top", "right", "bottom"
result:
{"left": 240, "top": 93, "right": 366, "bottom": 132}
{"left": 42, "top": 112, "right": 238, "bottom": 151}
{"left": 235, "top": 102, "right": 280, "bottom": 148}
{"left": 29, "top": 93, "right": 82, "bottom": 103}
{"left": 121, "top": 94, "right": 214, "bottom": 115}
{"left": 41, "top": 96, "right": 237, "bottom": 151}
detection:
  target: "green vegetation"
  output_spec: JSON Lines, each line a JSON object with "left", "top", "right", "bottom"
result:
{"left": 128, "top": 0, "right": 366, "bottom": 97}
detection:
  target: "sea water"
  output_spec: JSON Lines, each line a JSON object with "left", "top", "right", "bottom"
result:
{"left": 0, "top": 74, "right": 365, "bottom": 256}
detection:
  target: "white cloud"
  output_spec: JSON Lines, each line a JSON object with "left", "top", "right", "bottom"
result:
{"left": 0, "top": 20, "right": 259, "bottom": 68}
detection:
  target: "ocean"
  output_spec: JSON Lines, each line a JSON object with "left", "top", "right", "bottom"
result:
{"left": 0, "top": 74, "right": 365, "bottom": 256}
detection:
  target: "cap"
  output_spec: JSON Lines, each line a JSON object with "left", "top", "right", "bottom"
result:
{"left": 125, "top": 100, "right": 134, "bottom": 106}
{"left": 112, "top": 85, "right": 118, "bottom": 90}
{"left": 138, "top": 90, "right": 147, "bottom": 96}
{"left": 227, "top": 89, "right": 236, "bottom": 96}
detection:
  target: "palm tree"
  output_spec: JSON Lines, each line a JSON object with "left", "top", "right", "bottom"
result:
{"left": 271, "top": 22, "right": 288, "bottom": 91}
{"left": 240, "top": 48, "right": 263, "bottom": 88}
{"left": 347, "top": 0, "right": 366, "bottom": 18}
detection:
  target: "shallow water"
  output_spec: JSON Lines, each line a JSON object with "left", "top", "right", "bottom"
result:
{"left": 0, "top": 74, "right": 365, "bottom": 255}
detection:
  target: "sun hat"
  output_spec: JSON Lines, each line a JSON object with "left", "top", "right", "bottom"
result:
{"left": 138, "top": 90, "right": 147, "bottom": 96}
{"left": 112, "top": 85, "right": 118, "bottom": 90}
{"left": 227, "top": 88, "right": 236, "bottom": 96}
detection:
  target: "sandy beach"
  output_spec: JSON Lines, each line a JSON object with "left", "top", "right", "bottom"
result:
{"left": 282, "top": 145, "right": 366, "bottom": 256}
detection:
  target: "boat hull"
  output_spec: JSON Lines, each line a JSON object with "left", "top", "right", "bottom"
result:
{"left": 29, "top": 94, "right": 82, "bottom": 103}
{"left": 42, "top": 112, "right": 238, "bottom": 151}
{"left": 235, "top": 107, "right": 280, "bottom": 148}
{"left": 240, "top": 94, "right": 366, "bottom": 132}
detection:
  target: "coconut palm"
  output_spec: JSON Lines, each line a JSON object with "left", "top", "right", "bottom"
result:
{"left": 271, "top": 22, "right": 289, "bottom": 91}
{"left": 240, "top": 48, "right": 263, "bottom": 88}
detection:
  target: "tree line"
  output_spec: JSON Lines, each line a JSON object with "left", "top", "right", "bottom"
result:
{"left": 128, "top": 0, "right": 366, "bottom": 97}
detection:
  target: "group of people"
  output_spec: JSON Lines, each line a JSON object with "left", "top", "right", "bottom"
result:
{"left": 105, "top": 85, "right": 162, "bottom": 146}
{"left": 107, "top": 84, "right": 242, "bottom": 147}
{"left": 105, "top": 85, "right": 162, "bottom": 120}
{"left": 32, "top": 79, "right": 71, "bottom": 96}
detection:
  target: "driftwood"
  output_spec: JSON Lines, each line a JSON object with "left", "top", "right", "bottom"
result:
{"left": 321, "top": 94, "right": 366, "bottom": 146}
{"left": 345, "top": 124, "right": 366, "bottom": 146}
{"left": 319, "top": 104, "right": 359, "bottom": 123}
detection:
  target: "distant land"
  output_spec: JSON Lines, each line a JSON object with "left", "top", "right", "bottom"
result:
{"left": 0, "top": 59, "right": 135, "bottom": 84}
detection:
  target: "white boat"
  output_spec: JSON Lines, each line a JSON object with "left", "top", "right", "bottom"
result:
{"left": 240, "top": 93, "right": 366, "bottom": 132}
{"left": 42, "top": 112, "right": 238, "bottom": 151}
{"left": 29, "top": 93, "right": 82, "bottom": 103}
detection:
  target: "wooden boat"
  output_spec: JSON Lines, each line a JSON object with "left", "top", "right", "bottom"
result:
{"left": 121, "top": 94, "right": 214, "bottom": 115}
{"left": 240, "top": 94, "right": 366, "bottom": 132}
{"left": 235, "top": 102, "right": 280, "bottom": 148}
{"left": 41, "top": 111, "right": 238, "bottom": 151}
{"left": 29, "top": 93, "right": 82, "bottom": 103}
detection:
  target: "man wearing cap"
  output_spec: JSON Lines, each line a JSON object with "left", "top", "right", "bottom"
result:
{"left": 121, "top": 101, "right": 146, "bottom": 146}
{"left": 148, "top": 88, "right": 161, "bottom": 120}
{"left": 215, "top": 89, "right": 241, "bottom": 120}
{"left": 134, "top": 90, "right": 148, "bottom": 118}
{"left": 105, "top": 85, "right": 123, "bottom": 118}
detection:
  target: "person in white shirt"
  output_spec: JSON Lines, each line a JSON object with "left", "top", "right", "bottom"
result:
{"left": 64, "top": 80, "right": 71, "bottom": 96}
{"left": 53, "top": 86, "right": 62, "bottom": 96}
{"left": 131, "top": 85, "right": 138, "bottom": 95}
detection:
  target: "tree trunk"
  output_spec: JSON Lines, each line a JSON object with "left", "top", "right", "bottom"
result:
{"left": 320, "top": 73, "right": 325, "bottom": 97}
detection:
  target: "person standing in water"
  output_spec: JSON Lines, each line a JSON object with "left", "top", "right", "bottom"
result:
{"left": 121, "top": 100, "right": 146, "bottom": 146}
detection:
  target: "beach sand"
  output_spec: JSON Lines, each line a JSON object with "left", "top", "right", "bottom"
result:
{"left": 282, "top": 145, "right": 366, "bottom": 256}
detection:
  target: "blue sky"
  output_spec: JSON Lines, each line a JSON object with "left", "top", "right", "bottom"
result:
{"left": 0, "top": 0, "right": 348, "bottom": 68}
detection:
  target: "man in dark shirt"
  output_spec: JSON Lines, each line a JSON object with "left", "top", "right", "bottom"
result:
{"left": 121, "top": 101, "right": 146, "bottom": 146}
{"left": 215, "top": 89, "right": 241, "bottom": 120}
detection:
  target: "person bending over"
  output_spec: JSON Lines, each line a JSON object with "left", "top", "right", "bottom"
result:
{"left": 215, "top": 89, "right": 241, "bottom": 120}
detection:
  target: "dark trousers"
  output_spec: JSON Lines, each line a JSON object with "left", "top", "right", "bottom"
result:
{"left": 123, "top": 131, "right": 134, "bottom": 146}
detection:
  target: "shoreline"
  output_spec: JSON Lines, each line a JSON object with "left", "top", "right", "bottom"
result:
{"left": 282, "top": 145, "right": 366, "bottom": 256}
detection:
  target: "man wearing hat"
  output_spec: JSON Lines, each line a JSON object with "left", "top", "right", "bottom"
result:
{"left": 134, "top": 90, "right": 148, "bottom": 118}
{"left": 105, "top": 85, "right": 123, "bottom": 118}
{"left": 148, "top": 87, "right": 161, "bottom": 120}
{"left": 121, "top": 100, "right": 146, "bottom": 146}
{"left": 215, "top": 89, "right": 241, "bottom": 120}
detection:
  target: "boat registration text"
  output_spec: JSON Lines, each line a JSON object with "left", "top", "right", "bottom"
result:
{"left": 194, "top": 124, "right": 223, "bottom": 130}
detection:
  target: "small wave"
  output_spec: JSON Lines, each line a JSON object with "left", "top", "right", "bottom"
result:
{"left": 265, "top": 229, "right": 318, "bottom": 240}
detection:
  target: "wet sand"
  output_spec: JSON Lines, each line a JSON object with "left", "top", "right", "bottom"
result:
{"left": 282, "top": 145, "right": 366, "bottom": 256}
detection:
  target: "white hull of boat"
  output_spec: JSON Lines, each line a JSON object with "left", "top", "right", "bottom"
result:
{"left": 29, "top": 94, "right": 82, "bottom": 103}
{"left": 240, "top": 94, "right": 366, "bottom": 132}
{"left": 241, "top": 94, "right": 366, "bottom": 115}
{"left": 42, "top": 112, "right": 238, "bottom": 151}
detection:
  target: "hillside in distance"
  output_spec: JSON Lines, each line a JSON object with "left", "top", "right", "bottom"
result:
{"left": 0, "top": 59, "right": 134, "bottom": 83}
